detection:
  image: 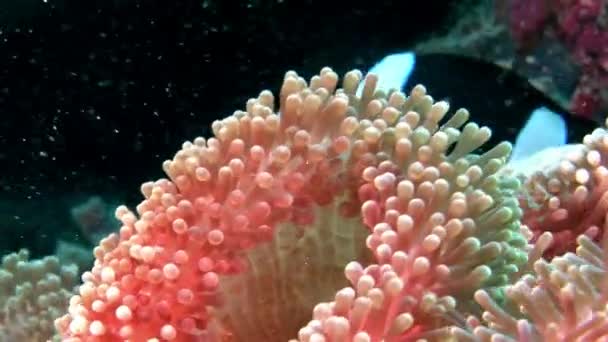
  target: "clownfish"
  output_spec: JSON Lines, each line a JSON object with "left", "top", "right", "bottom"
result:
{"left": 359, "top": 52, "right": 598, "bottom": 169}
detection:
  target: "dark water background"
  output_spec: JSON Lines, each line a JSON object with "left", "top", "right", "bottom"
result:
{"left": 0, "top": 0, "right": 457, "bottom": 257}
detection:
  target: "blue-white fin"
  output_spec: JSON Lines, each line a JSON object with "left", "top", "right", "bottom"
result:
{"left": 510, "top": 106, "right": 567, "bottom": 162}
{"left": 357, "top": 52, "right": 415, "bottom": 96}
{"left": 504, "top": 143, "right": 583, "bottom": 178}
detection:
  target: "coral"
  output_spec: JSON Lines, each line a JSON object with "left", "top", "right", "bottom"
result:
{"left": 55, "top": 240, "right": 95, "bottom": 273}
{"left": 514, "top": 120, "right": 608, "bottom": 257}
{"left": 507, "top": 0, "right": 550, "bottom": 49}
{"left": 508, "top": 0, "right": 608, "bottom": 118}
{"left": 55, "top": 67, "right": 528, "bottom": 341}
{"left": 0, "top": 249, "right": 79, "bottom": 341}
{"left": 70, "top": 196, "right": 119, "bottom": 244}
{"left": 415, "top": 0, "right": 608, "bottom": 121}
{"left": 453, "top": 221, "right": 608, "bottom": 341}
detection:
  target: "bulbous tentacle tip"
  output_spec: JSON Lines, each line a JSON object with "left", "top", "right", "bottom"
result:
{"left": 54, "top": 66, "right": 569, "bottom": 342}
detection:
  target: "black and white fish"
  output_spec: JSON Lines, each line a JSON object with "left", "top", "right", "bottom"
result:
{"left": 360, "top": 52, "right": 598, "bottom": 169}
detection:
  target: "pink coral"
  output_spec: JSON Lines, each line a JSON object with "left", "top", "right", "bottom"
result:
{"left": 508, "top": 0, "right": 608, "bottom": 118}
{"left": 55, "top": 67, "right": 527, "bottom": 341}
{"left": 556, "top": 0, "right": 608, "bottom": 118}
{"left": 508, "top": 0, "right": 550, "bottom": 49}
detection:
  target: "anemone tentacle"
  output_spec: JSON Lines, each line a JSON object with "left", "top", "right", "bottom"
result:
{"left": 55, "top": 68, "right": 528, "bottom": 341}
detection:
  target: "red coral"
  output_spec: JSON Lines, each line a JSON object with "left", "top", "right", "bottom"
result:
{"left": 571, "top": 79, "right": 602, "bottom": 118}
{"left": 508, "top": 0, "right": 551, "bottom": 50}
{"left": 507, "top": 0, "right": 608, "bottom": 119}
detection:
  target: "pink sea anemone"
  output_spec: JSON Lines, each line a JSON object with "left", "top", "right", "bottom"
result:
{"left": 516, "top": 123, "right": 608, "bottom": 257}
{"left": 55, "top": 67, "right": 532, "bottom": 341}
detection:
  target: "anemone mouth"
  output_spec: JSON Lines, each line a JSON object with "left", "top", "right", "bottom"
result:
{"left": 209, "top": 201, "right": 373, "bottom": 341}
{"left": 55, "top": 67, "right": 527, "bottom": 342}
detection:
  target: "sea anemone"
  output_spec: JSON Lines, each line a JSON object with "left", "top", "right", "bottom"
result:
{"left": 454, "top": 218, "right": 608, "bottom": 341}
{"left": 55, "top": 67, "right": 529, "bottom": 341}
{"left": 449, "top": 118, "right": 608, "bottom": 341}
{"left": 0, "top": 249, "right": 78, "bottom": 341}
{"left": 516, "top": 121, "right": 608, "bottom": 257}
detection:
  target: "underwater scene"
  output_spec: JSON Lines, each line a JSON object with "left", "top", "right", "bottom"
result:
{"left": 1, "top": 0, "right": 608, "bottom": 341}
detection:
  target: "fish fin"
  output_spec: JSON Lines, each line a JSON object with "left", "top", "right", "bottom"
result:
{"left": 357, "top": 52, "right": 415, "bottom": 96}
{"left": 510, "top": 106, "right": 567, "bottom": 162}
{"left": 504, "top": 143, "right": 584, "bottom": 178}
